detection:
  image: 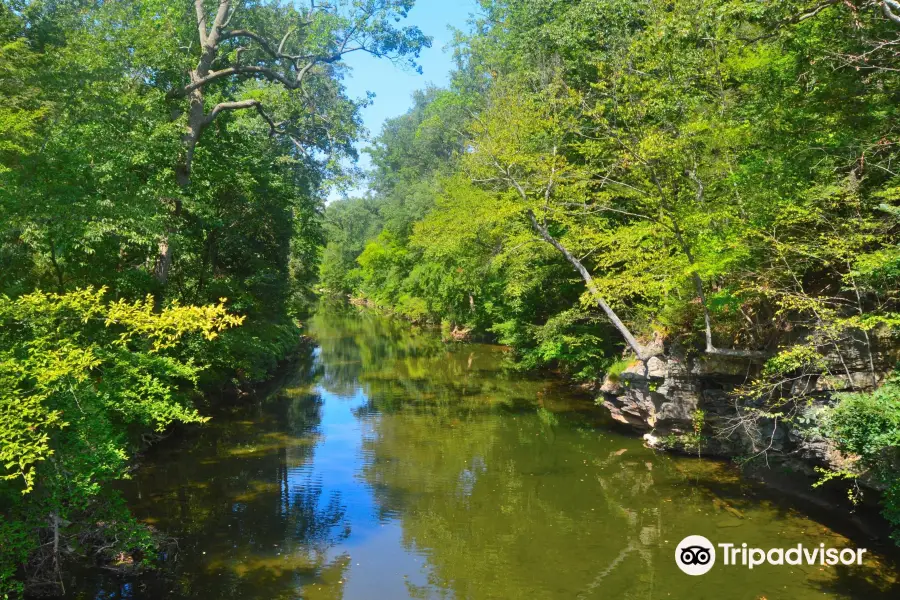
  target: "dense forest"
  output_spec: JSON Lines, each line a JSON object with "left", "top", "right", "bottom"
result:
{"left": 2, "top": 0, "right": 900, "bottom": 596}
{"left": 321, "top": 0, "right": 900, "bottom": 552}
{"left": 0, "top": 0, "right": 428, "bottom": 594}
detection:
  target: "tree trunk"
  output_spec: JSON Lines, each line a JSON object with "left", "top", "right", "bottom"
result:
{"left": 526, "top": 210, "right": 657, "bottom": 360}
{"left": 155, "top": 9, "right": 222, "bottom": 287}
{"left": 48, "top": 236, "right": 64, "bottom": 293}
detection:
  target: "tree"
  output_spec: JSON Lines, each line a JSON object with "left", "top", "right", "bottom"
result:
{"left": 320, "top": 197, "right": 382, "bottom": 294}
{"left": 458, "top": 75, "right": 660, "bottom": 359}
{"left": 155, "top": 0, "right": 431, "bottom": 286}
{"left": 0, "top": 1, "right": 435, "bottom": 589}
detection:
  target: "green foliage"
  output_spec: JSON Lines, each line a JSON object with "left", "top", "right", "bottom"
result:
{"left": 604, "top": 359, "right": 633, "bottom": 384}
{"left": 828, "top": 376, "right": 900, "bottom": 457}
{"left": 325, "top": 0, "right": 900, "bottom": 381}
{"left": 0, "top": 0, "right": 431, "bottom": 592}
{"left": 686, "top": 409, "right": 706, "bottom": 457}
{"left": 319, "top": 197, "right": 382, "bottom": 295}
{"left": 0, "top": 288, "right": 241, "bottom": 595}
{"left": 193, "top": 319, "right": 305, "bottom": 388}
{"left": 505, "top": 309, "right": 618, "bottom": 380}
{"left": 824, "top": 373, "right": 900, "bottom": 542}
{"left": 0, "top": 7, "right": 46, "bottom": 173}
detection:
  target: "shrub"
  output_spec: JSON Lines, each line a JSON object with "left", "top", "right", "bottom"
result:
{"left": 825, "top": 372, "right": 900, "bottom": 543}
{"left": 0, "top": 288, "right": 242, "bottom": 595}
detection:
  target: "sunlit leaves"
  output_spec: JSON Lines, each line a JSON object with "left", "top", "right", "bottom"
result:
{"left": 0, "top": 287, "right": 241, "bottom": 492}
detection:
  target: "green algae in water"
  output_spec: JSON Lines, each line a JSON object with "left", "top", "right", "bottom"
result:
{"left": 69, "top": 306, "right": 899, "bottom": 599}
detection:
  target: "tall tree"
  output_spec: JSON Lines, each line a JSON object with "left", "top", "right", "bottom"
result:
{"left": 155, "top": 0, "right": 430, "bottom": 286}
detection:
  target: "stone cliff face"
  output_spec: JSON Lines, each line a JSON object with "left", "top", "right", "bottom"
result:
{"left": 598, "top": 350, "right": 887, "bottom": 477}
{"left": 593, "top": 342, "right": 900, "bottom": 542}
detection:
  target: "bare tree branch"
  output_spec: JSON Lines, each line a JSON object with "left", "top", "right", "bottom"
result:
{"left": 194, "top": 0, "right": 208, "bottom": 46}
{"left": 170, "top": 65, "right": 296, "bottom": 98}
{"left": 796, "top": 0, "right": 843, "bottom": 23}
{"left": 207, "top": 0, "right": 232, "bottom": 49}
{"left": 202, "top": 98, "right": 261, "bottom": 128}
{"left": 277, "top": 26, "right": 296, "bottom": 55}
{"left": 168, "top": 48, "right": 365, "bottom": 99}
{"left": 884, "top": 0, "right": 900, "bottom": 24}
{"left": 220, "top": 29, "right": 303, "bottom": 61}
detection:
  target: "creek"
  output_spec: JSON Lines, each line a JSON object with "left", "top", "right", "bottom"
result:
{"left": 71, "top": 306, "right": 899, "bottom": 599}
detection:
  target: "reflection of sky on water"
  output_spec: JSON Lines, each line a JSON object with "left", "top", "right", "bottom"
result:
{"left": 283, "top": 382, "right": 439, "bottom": 598}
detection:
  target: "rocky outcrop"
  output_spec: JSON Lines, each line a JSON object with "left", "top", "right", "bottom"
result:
{"left": 599, "top": 348, "right": 888, "bottom": 475}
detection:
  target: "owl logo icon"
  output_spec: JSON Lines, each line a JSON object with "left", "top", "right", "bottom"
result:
{"left": 676, "top": 535, "right": 716, "bottom": 575}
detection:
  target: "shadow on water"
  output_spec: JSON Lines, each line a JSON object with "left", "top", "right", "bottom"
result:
{"left": 66, "top": 304, "right": 900, "bottom": 599}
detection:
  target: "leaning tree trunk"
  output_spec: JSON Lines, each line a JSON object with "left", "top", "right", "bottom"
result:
{"left": 526, "top": 210, "right": 659, "bottom": 361}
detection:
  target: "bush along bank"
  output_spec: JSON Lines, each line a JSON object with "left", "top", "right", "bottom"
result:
{"left": 0, "top": 290, "right": 244, "bottom": 595}
{"left": 0, "top": 288, "right": 312, "bottom": 597}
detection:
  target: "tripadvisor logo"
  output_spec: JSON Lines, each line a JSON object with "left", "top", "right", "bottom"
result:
{"left": 676, "top": 535, "right": 716, "bottom": 575}
{"left": 675, "top": 535, "right": 867, "bottom": 576}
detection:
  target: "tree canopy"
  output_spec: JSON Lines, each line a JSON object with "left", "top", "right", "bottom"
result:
{"left": 321, "top": 0, "right": 900, "bottom": 537}
{"left": 0, "top": 0, "right": 429, "bottom": 594}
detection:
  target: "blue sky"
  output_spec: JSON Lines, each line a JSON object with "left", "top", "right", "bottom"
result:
{"left": 329, "top": 0, "right": 480, "bottom": 200}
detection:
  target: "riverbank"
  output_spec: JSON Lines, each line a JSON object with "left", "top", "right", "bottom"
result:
{"left": 593, "top": 349, "right": 900, "bottom": 542}
{"left": 333, "top": 303, "right": 900, "bottom": 548}
{"left": 60, "top": 308, "right": 900, "bottom": 598}
{"left": 0, "top": 303, "right": 313, "bottom": 598}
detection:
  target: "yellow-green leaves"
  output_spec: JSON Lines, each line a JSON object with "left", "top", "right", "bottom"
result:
{"left": 0, "top": 288, "right": 243, "bottom": 494}
{"left": 105, "top": 294, "right": 245, "bottom": 351}
{"left": 0, "top": 362, "right": 66, "bottom": 494}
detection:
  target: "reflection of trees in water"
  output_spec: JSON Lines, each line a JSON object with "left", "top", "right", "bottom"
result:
{"left": 78, "top": 362, "right": 352, "bottom": 599}
{"left": 312, "top": 304, "right": 661, "bottom": 597}
{"left": 310, "top": 304, "right": 568, "bottom": 423}
{"left": 362, "top": 402, "right": 900, "bottom": 599}
{"left": 308, "top": 306, "right": 898, "bottom": 599}
{"left": 359, "top": 408, "right": 663, "bottom": 599}
{"left": 74, "top": 309, "right": 900, "bottom": 598}
{"left": 283, "top": 475, "right": 349, "bottom": 550}
{"left": 309, "top": 304, "right": 447, "bottom": 397}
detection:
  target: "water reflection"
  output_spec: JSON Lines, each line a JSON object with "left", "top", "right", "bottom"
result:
{"left": 71, "top": 304, "right": 899, "bottom": 599}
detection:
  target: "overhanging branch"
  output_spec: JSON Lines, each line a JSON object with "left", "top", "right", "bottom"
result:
{"left": 202, "top": 98, "right": 309, "bottom": 157}
{"left": 203, "top": 99, "right": 263, "bottom": 128}
{"left": 884, "top": 0, "right": 900, "bottom": 24}
{"left": 168, "top": 50, "right": 365, "bottom": 100}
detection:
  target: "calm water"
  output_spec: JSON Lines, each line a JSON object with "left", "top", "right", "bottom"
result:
{"left": 71, "top": 306, "right": 899, "bottom": 599}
